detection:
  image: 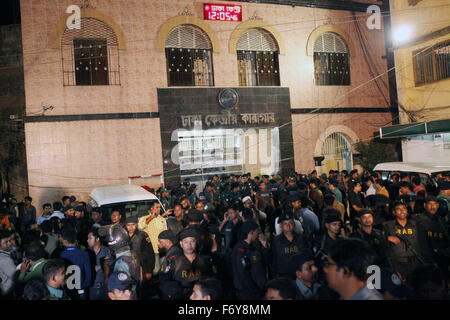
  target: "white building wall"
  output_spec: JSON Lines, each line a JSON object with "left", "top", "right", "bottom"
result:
{"left": 402, "top": 134, "right": 450, "bottom": 163}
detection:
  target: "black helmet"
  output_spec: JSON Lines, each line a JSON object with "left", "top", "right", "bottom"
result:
{"left": 98, "top": 224, "right": 130, "bottom": 253}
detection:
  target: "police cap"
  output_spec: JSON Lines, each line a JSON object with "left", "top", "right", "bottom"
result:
{"left": 357, "top": 208, "right": 373, "bottom": 218}
{"left": 425, "top": 195, "right": 439, "bottom": 203}
{"left": 158, "top": 230, "right": 176, "bottom": 243}
{"left": 392, "top": 200, "right": 408, "bottom": 209}
{"left": 288, "top": 193, "right": 302, "bottom": 203}
{"left": 108, "top": 271, "right": 135, "bottom": 292}
{"left": 324, "top": 210, "right": 342, "bottom": 224}
{"left": 178, "top": 228, "right": 198, "bottom": 241}
{"left": 187, "top": 209, "right": 203, "bottom": 223}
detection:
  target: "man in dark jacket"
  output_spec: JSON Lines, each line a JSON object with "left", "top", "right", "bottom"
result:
{"left": 383, "top": 201, "right": 433, "bottom": 283}
{"left": 271, "top": 211, "right": 306, "bottom": 278}
{"left": 231, "top": 220, "right": 267, "bottom": 300}
{"left": 159, "top": 228, "right": 215, "bottom": 300}
{"left": 125, "top": 215, "right": 155, "bottom": 299}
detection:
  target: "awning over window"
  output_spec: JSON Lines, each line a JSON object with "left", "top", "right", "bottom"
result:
{"left": 380, "top": 118, "right": 450, "bottom": 139}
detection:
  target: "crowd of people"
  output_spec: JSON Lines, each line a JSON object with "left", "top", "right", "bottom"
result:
{"left": 0, "top": 168, "right": 449, "bottom": 300}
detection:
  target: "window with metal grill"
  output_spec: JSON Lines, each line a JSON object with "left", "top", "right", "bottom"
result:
{"left": 165, "top": 25, "right": 213, "bottom": 86}
{"left": 61, "top": 18, "right": 120, "bottom": 86}
{"left": 236, "top": 28, "right": 280, "bottom": 86}
{"left": 413, "top": 41, "right": 450, "bottom": 86}
{"left": 313, "top": 32, "right": 350, "bottom": 86}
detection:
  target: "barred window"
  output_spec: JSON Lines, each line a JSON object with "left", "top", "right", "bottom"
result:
{"left": 165, "top": 25, "right": 213, "bottom": 86}
{"left": 61, "top": 18, "right": 120, "bottom": 86}
{"left": 313, "top": 32, "right": 350, "bottom": 86}
{"left": 237, "top": 28, "right": 280, "bottom": 86}
{"left": 413, "top": 41, "right": 450, "bottom": 86}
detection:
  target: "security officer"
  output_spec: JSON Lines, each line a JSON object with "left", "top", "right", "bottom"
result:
{"left": 159, "top": 188, "right": 172, "bottom": 211}
{"left": 230, "top": 182, "right": 241, "bottom": 203}
{"left": 186, "top": 184, "right": 198, "bottom": 208}
{"left": 158, "top": 230, "right": 182, "bottom": 274}
{"left": 159, "top": 228, "right": 215, "bottom": 300}
{"left": 231, "top": 220, "right": 267, "bottom": 300}
{"left": 383, "top": 201, "right": 433, "bottom": 282}
{"left": 313, "top": 210, "right": 344, "bottom": 257}
{"left": 219, "top": 183, "right": 233, "bottom": 206}
{"left": 98, "top": 224, "right": 141, "bottom": 285}
{"left": 415, "top": 196, "right": 450, "bottom": 279}
{"left": 240, "top": 173, "right": 254, "bottom": 198}
{"left": 350, "top": 208, "right": 391, "bottom": 268}
{"left": 125, "top": 215, "right": 155, "bottom": 283}
{"left": 271, "top": 211, "right": 306, "bottom": 278}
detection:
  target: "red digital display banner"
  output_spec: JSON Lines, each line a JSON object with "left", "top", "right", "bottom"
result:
{"left": 203, "top": 3, "right": 242, "bottom": 22}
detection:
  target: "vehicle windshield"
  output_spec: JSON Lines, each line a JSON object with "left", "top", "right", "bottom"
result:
{"left": 99, "top": 200, "right": 165, "bottom": 224}
{"left": 431, "top": 171, "right": 450, "bottom": 180}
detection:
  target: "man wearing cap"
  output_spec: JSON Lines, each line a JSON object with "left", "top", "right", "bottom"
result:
{"left": 159, "top": 228, "right": 214, "bottom": 300}
{"left": 313, "top": 209, "right": 343, "bottom": 258}
{"left": 271, "top": 212, "right": 306, "bottom": 278}
{"left": 240, "top": 174, "right": 253, "bottom": 198}
{"left": 107, "top": 271, "right": 136, "bottom": 300}
{"left": 158, "top": 230, "right": 182, "bottom": 274}
{"left": 286, "top": 177, "right": 299, "bottom": 195}
{"left": 231, "top": 220, "right": 267, "bottom": 300}
{"left": 350, "top": 208, "right": 390, "bottom": 268}
{"left": 383, "top": 201, "right": 433, "bottom": 282}
{"left": 219, "top": 183, "right": 233, "bottom": 206}
{"left": 138, "top": 201, "right": 167, "bottom": 275}
{"left": 158, "top": 188, "right": 172, "bottom": 211}
{"left": 415, "top": 196, "right": 450, "bottom": 279}
{"left": 125, "top": 216, "right": 155, "bottom": 289}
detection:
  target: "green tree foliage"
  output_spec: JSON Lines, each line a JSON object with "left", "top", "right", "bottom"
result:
{"left": 354, "top": 139, "right": 399, "bottom": 171}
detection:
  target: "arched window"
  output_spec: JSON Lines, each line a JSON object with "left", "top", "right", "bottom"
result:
{"left": 313, "top": 32, "right": 350, "bottom": 86}
{"left": 321, "top": 132, "right": 352, "bottom": 172}
{"left": 236, "top": 28, "right": 280, "bottom": 86}
{"left": 62, "top": 17, "right": 120, "bottom": 86}
{"left": 165, "top": 24, "right": 213, "bottom": 86}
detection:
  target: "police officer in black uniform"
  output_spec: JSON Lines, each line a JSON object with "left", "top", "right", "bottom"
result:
{"left": 350, "top": 208, "right": 391, "bottom": 268}
{"left": 383, "top": 201, "right": 433, "bottom": 283}
{"left": 159, "top": 228, "right": 215, "bottom": 300}
{"left": 231, "top": 220, "right": 267, "bottom": 300}
{"left": 125, "top": 215, "right": 155, "bottom": 299}
{"left": 271, "top": 211, "right": 307, "bottom": 278}
{"left": 158, "top": 229, "right": 182, "bottom": 274}
{"left": 240, "top": 173, "right": 254, "bottom": 198}
{"left": 415, "top": 196, "right": 450, "bottom": 280}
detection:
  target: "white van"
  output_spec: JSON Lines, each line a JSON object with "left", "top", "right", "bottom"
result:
{"left": 373, "top": 162, "right": 450, "bottom": 194}
{"left": 87, "top": 184, "right": 165, "bottom": 222}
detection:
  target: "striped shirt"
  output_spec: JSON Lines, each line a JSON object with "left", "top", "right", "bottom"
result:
{"left": 138, "top": 215, "right": 167, "bottom": 253}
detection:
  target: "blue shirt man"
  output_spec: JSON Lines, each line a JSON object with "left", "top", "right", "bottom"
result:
{"left": 60, "top": 229, "right": 92, "bottom": 299}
